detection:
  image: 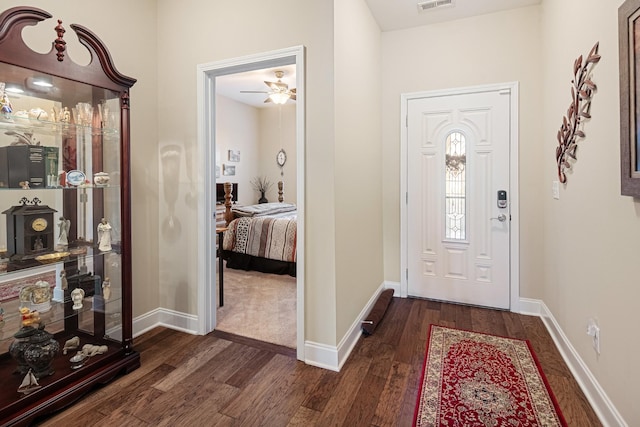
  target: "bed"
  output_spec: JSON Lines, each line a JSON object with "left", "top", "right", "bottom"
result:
{"left": 221, "top": 201, "right": 297, "bottom": 276}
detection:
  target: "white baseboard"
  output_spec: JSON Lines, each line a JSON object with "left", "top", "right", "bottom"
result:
{"left": 384, "top": 280, "right": 401, "bottom": 296}
{"left": 133, "top": 308, "right": 199, "bottom": 338}
{"left": 518, "top": 298, "right": 627, "bottom": 427}
{"left": 517, "top": 297, "right": 544, "bottom": 316}
{"left": 303, "top": 341, "right": 339, "bottom": 371}
{"left": 304, "top": 283, "right": 390, "bottom": 372}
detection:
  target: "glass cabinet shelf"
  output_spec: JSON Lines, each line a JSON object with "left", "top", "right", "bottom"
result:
{"left": 0, "top": 184, "right": 120, "bottom": 191}
{"left": 1, "top": 248, "right": 121, "bottom": 275}
{"left": 0, "top": 119, "right": 120, "bottom": 138}
{"left": 0, "top": 295, "right": 124, "bottom": 344}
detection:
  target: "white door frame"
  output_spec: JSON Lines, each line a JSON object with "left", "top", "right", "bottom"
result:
{"left": 400, "top": 82, "right": 520, "bottom": 312}
{"left": 196, "top": 46, "right": 306, "bottom": 360}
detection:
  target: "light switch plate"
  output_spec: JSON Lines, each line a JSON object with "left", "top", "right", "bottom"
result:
{"left": 552, "top": 180, "right": 560, "bottom": 200}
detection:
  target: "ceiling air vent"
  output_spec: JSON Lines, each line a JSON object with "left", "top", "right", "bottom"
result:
{"left": 417, "top": 0, "right": 454, "bottom": 12}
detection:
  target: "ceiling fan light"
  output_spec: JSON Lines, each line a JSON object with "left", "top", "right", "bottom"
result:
{"left": 269, "top": 92, "right": 290, "bottom": 104}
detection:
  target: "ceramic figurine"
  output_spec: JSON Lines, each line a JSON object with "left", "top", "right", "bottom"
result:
{"left": 60, "top": 270, "right": 68, "bottom": 290}
{"left": 60, "top": 107, "right": 71, "bottom": 123}
{"left": 62, "top": 336, "right": 80, "bottom": 355}
{"left": 19, "top": 307, "right": 41, "bottom": 328}
{"left": 17, "top": 369, "right": 41, "bottom": 395}
{"left": 71, "top": 288, "right": 84, "bottom": 310}
{"left": 97, "top": 218, "right": 112, "bottom": 251}
{"left": 0, "top": 91, "right": 13, "bottom": 120}
{"left": 28, "top": 107, "right": 48, "bottom": 121}
{"left": 58, "top": 217, "right": 70, "bottom": 246}
{"left": 81, "top": 344, "right": 108, "bottom": 357}
{"left": 93, "top": 172, "right": 110, "bottom": 186}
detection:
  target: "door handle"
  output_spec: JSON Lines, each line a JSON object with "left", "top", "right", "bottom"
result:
{"left": 490, "top": 214, "right": 507, "bottom": 222}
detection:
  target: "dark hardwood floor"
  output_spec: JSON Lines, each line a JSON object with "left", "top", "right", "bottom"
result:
{"left": 34, "top": 298, "right": 601, "bottom": 426}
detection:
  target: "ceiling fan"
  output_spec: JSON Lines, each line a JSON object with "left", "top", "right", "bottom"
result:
{"left": 240, "top": 70, "right": 296, "bottom": 104}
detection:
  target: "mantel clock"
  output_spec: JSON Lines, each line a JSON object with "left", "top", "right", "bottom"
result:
{"left": 2, "top": 197, "right": 56, "bottom": 260}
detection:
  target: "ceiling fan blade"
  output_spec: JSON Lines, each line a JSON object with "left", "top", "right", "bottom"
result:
{"left": 289, "top": 93, "right": 297, "bottom": 101}
{"left": 265, "top": 80, "right": 288, "bottom": 91}
{"left": 290, "top": 88, "right": 296, "bottom": 94}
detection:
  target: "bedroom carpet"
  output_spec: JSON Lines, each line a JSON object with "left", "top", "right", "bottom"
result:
{"left": 215, "top": 264, "right": 296, "bottom": 349}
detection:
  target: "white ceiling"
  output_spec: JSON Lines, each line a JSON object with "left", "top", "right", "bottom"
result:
{"left": 365, "top": 0, "right": 541, "bottom": 32}
{"left": 216, "top": 64, "right": 296, "bottom": 108}
{"left": 217, "top": 0, "right": 541, "bottom": 107}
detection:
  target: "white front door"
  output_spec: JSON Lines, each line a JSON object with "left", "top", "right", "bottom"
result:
{"left": 406, "top": 88, "right": 512, "bottom": 309}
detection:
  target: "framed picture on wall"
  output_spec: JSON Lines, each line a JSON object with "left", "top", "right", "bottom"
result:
{"left": 228, "top": 150, "right": 240, "bottom": 162}
{"left": 620, "top": 0, "right": 640, "bottom": 197}
{"left": 223, "top": 164, "right": 236, "bottom": 176}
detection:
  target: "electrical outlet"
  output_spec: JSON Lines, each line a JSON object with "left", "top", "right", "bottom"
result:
{"left": 587, "top": 318, "right": 600, "bottom": 355}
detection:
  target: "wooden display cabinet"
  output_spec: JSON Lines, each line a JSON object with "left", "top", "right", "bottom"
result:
{"left": 0, "top": 7, "right": 138, "bottom": 426}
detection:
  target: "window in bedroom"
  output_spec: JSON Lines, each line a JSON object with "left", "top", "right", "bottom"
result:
{"left": 444, "top": 131, "right": 466, "bottom": 240}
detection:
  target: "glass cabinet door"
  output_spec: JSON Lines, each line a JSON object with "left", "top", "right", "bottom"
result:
{"left": 0, "top": 63, "right": 124, "bottom": 361}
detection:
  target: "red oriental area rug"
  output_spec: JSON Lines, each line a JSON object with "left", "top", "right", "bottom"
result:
{"left": 414, "top": 325, "right": 567, "bottom": 427}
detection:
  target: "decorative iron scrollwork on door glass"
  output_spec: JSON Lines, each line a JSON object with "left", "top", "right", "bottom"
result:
{"left": 445, "top": 131, "right": 466, "bottom": 240}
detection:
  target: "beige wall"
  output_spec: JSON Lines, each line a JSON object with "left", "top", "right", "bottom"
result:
{"left": 258, "top": 105, "right": 297, "bottom": 204}
{"left": 381, "top": 6, "right": 544, "bottom": 299}
{"left": 155, "top": 0, "right": 339, "bottom": 345}
{"left": 158, "top": 0, "right": 384, "bottom": 346}
{"left": 215, "top": 95, "right": 260, "bottom": 207}
{"left": 334, "top": 0, "right": 384, "bottom": 339}
{"left": 3, "top": 0, "right": 160, "bottom": 317}
{"left": 541, "top": 0, "right": 639, "bottom": 422}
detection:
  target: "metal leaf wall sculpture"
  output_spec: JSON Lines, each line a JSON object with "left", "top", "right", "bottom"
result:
{"left": 556, "top": 42, "right": 601, "bottom": 184}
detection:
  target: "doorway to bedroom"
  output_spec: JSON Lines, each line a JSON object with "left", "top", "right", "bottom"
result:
{"left": 197, "top": 47, "right": 305, "bottom": 360}
{"left": 215, "top": 65, "right": 297, "bottom": 349}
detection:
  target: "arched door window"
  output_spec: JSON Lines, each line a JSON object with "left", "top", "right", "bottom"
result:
{"left": 445, "top": 131, "right": 466, "bottom": 240}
